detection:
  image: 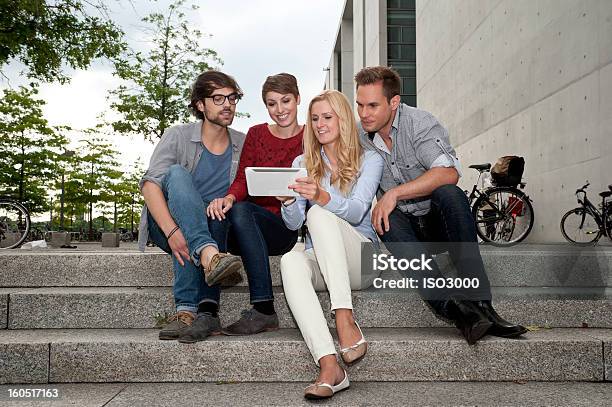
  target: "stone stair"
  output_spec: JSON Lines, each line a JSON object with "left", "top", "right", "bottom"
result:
{"left": 0, "top": 246, "right": 611, "bottom": 385}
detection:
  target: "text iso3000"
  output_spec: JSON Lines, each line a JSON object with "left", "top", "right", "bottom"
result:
{"left": 422, "top": 277, "right": 480, "bottom": 289}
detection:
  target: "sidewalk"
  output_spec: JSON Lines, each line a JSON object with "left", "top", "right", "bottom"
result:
{"left": 8, "top": 241, "right": 612, "bottom": 253}
{"left": 0, "top": 382, "right": 610, "bottom": 406}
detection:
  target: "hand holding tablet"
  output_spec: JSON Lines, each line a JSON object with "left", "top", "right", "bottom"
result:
{"left": 245, "top": 167, "right": 307, "bottom": 197}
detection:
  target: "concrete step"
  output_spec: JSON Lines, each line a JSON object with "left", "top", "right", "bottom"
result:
{"left": 3, "top": 287, "right": 611, "bottom": 329}
{"left": 1, "top": 248, "right": 611, "bottom": 288}
{"left": 0, "top": 328, "right": 609, "bottom": 384}
{"left": 1, "top": 381, "right": 612, "bottom": 406}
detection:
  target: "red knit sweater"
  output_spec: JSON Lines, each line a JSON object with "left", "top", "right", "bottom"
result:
{"left": 227, "top": 123, "right": 303, "bottom": 216}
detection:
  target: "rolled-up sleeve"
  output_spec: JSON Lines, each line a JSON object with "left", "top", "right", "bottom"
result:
{"left": 413, "top": 113, "right": 462, "bottom": 177}
{"left": 139, "top": 128, "right": 179, "bottom": 191}
{"left": 322, "top": 151, "right": 383, "bottom": 224}
{"left": 281, "top": 155, "right": 307, "bottom": 230}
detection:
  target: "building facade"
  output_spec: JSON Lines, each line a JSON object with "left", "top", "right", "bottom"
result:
{"left": 327, "top": 0, "right": 612, "bottom": 243}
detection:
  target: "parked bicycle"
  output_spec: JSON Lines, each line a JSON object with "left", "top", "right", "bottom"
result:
{"left": 560, "top": 182, "right": 612, "bottom": 245}
{"left": 0, "top": 197, "right": 31, "bottom": 249}
{"left": 120, "top": 229, "right": 135, "bottom": 242}
{"left": 465, "top": 162, "right": 534, "bottom": 246}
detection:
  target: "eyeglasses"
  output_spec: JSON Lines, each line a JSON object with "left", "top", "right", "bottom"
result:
{"left": 206, "top": 93, "right": 242, "bottom": 105}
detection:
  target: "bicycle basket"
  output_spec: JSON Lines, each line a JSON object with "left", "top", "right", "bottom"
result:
{"left": 491, "top": 156, "right": 524, "bottom": 187}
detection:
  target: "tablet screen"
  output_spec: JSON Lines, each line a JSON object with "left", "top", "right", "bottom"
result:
{"left": 245, "top": 167, "right": 307, "bottom": 197}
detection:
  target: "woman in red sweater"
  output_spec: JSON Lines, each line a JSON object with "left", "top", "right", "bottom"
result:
{"left": 205, "top": 73, "right": 303, "bottom": 335}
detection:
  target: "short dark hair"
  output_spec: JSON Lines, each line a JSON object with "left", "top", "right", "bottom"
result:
{"left": 189, "top": 70, "right": 242, "bottom": 120}
{"left": 261, "top": 73, "right": 299, "bottom": 102}
{"left": 354, "top": 66, "right": 401, "bottom": 101}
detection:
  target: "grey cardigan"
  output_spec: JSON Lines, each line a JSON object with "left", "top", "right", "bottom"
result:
{"left": 137, "top": 120, "right": 246, "bottom": 251}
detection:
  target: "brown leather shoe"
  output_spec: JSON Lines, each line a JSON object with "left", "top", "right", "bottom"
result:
{"left": 204, "top": 253, "right": 243, "bottom": 286}
{"left": 158, "top": 311, "right": 195, "bottom": 340}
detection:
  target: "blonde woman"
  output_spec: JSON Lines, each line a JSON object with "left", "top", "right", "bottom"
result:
{"left": 279, "top": 90, "right": 383, "bottom": 399}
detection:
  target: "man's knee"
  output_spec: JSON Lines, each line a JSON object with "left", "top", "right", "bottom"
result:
{"left": 431, "top": 184, "right": 468, "bottom": 208}
{"left": 164, "top": 164, "right": 191, "bottom": 186}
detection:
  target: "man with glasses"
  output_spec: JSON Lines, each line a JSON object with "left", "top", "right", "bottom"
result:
{"left": 138, "top": 70, "right": 247, "bottom": 342}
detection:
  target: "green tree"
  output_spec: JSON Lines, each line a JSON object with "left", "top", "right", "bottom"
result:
{"left": 0, "top": 85, "right": 68, "bottom": 213}
{"left": 0, "top": 0, "right": 125, "bottom": 83}
{"left": 108, "top": 0, "right": 222, "bottom": 141}
{"left": 71, "top": 131, "right": 121, "bottom": 238}
{"left": 112, "top": 160, "right": 144, "bottom": 233}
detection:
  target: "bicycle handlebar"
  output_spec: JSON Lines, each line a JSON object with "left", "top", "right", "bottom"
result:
{"left": 576, "top": 181, "right": 590, "bottom": 194}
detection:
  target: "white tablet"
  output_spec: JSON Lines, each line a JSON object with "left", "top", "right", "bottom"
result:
{"left": 245, "top": 167, "right": 307, "bottom": 197}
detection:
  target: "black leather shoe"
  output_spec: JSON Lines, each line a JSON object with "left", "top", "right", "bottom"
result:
{"left": 474, "top": 301, "right": 528, "bottom": 338}
{"left": 445, "top": 296, "right": 492, "bottom": 345}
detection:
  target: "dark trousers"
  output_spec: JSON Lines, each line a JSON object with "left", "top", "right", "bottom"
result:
{"left": 224, "top": 201, "right": 298, "bottom": 303}
{"left": 379, "top": 184, "right": 492, "bottom": 302}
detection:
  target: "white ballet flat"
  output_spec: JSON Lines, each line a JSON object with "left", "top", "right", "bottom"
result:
{"left": 339, "top": 321, "right": 368, "bottom": 364}
{"left": 304, "top": 368, "right": 350, "bottom": 399}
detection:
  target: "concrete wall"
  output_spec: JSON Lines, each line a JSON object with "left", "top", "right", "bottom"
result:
{"left": 416, "top": 0, "right": 612, "bottom": 242}
{"left": 327, "top": 0, "right": 387, "bottom": 105}
{"left": 341, "top": 17, "right": 355, "bottom": 102}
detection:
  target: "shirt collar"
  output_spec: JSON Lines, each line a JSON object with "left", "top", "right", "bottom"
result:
{"left": 391, "top": 103, "right": 401, "bottom": 132}
{"left": 367, "top": 103, "right": 402, "bottom": 140}
{"left": 194, "top": 121, "right": 238, "bottom": 149}
{"left": 320, "top": 146, "right": 331, "bottom": 164}
{"left": 191, "top": 120, "right": 204, "bottom": 143}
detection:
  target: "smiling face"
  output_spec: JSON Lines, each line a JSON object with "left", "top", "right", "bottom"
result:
{"left": 310, "top": 100, "right": 340, "bottom": 147}
{"left": 196, "top": 86, "right": 238, "bottom": 127}
{"left": 265, "top": 91, "right": 300, "bottom": 128}
{"left": 355, "top": 81, "right": 400, "bottom": 133}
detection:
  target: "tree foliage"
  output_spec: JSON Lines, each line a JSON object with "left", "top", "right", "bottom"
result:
{"left": 70, "top": 130, "right": 121, "bottom": 236}
{"left": 106, "top": 160, "right": 144, "bottom": 232}
{"left": 0, "top": 0, "right": 125, "bottom": 83}
{"left": 0, "top": 85, "right": 68, "bottom": 213}
{"left": 109, "top": 0, "right": 222, "bottom": 141}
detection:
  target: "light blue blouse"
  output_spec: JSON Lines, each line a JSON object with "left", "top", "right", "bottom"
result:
{"left": 281, "top": 149, "right": 384, "bottom": 250}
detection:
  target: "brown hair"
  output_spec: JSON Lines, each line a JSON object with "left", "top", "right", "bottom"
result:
{"left": 354, "top": 66, "right": 401, "bottom": 101}
{"left": 189, "top": 70, "right": 242, "bottom": 120}
{"left": 261, "top": 73, "right": 299, "bottom": 102}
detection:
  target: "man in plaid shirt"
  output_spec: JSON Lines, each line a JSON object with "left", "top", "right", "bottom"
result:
{"left": 356, "top": 66, "right": 526, "bottom": 344}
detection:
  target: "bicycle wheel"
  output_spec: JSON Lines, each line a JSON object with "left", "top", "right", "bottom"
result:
{"left": 472, "top": 187, "right": 534, "bottom": 246}
{"left": 560, "top": 208, "right": 601, "bottom": 245}
{"left": 0, "top": 199, "right": 31, "bottom": 249}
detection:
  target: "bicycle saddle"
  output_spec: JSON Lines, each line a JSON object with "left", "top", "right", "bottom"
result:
{"left": 599, "top": 191, "right": 612, "bottom": 198}
{"left": 469, "top": 163, "right": 491, "bottom": 171}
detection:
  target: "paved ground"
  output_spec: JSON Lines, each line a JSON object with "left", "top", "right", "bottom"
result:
{"left": 0, "top": 382, "right": 611, "bottom": 406}
{"left": 6, "top": 241, "right": 612, "bottom": 253}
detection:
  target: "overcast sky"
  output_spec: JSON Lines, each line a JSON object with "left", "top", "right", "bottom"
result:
{"left": 2, "top": 0, "right": 344, "bottom": 172}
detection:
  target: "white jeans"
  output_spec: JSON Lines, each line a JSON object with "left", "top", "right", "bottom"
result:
{"left": 281, "top": 205, "right": 371, "bottom": 364}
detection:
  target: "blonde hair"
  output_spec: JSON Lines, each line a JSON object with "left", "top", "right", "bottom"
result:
{"left": 303, "top": 90, "right": 362, "bottom": 195}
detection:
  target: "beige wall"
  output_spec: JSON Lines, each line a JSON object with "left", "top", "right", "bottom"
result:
{"left": 417, "top": 0, "right": 612, "bottom": 242}
{"left": 327, "top": 0, "right": 387, "bottom": 105}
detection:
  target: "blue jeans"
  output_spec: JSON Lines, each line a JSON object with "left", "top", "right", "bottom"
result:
{"left": 224, "top": 201, "right": 298, "bottom": 303}
{"left": 379, "top": 184, "right": 492, "bottom": 302}
{"left": 147, "top": 165, "right": 227, "bottom": 313}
